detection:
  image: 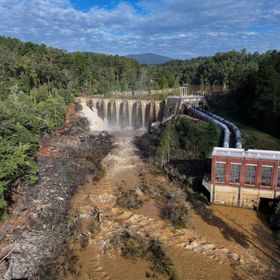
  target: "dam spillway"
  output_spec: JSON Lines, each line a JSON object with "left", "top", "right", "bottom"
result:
{"left": 87, "top": 98, "right": 165, "bottom": 130}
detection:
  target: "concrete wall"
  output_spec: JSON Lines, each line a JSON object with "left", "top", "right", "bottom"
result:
{"left": 205, "top": 183, "right": 280, "bottom": 209}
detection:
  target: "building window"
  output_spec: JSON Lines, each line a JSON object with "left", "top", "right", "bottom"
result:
{"left": 230, "top": 164, "right": 241, "bottom": 183}
{"left": 277, "top": 167, "right": 280, "bottom": 188}
{"left": 261, "top": 166, "right": 273, "bottom": 187}
{"left": 245, "top": 165, "right": 256, "bottom": 185}
{"left": 215, "top": 162, "right": 225, "bottom": 182}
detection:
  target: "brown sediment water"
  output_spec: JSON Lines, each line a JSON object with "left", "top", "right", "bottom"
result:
{"left": 61, "top": 132, "right": 280, "bottom": 280}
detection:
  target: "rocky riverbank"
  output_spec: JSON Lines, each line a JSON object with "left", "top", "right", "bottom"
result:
{"left": 0, "top": 102, "right": 112, "bottom": 279}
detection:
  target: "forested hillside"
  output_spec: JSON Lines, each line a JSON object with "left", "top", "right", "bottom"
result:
{"left": 126, "top": 53, "right": 172, "bottom": 65}
{"left": 163, "top": 50, "right": 263, "bottom": 88}
{"left": 233, "top": 51, "right": 280, "bottom": 137}
{"left": 0, "top": 36, "right": 271, "bottom": 96}
{"left": 0, "top": 36, "right": 159, "bottom": 95}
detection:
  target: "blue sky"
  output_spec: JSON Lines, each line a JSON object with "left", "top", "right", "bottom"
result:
{"left": 0, "top": 0, "right": 279, "bottom": 59}
{"left": 70, "top": 1, "right": 139, "bottom": 11}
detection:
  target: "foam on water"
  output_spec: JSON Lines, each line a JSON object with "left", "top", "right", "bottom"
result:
{"left": 80, "top": 99, "right": 110, "bottom": 131}
{"left": 103, "top": 136, "right": 142, "bottom": 174}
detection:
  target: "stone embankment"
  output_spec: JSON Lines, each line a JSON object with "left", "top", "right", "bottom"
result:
{"left": 0, "top": 102, "right": 112, "bottom": 279}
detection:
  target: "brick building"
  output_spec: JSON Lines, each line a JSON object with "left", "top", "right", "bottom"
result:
{"left": 203, "top": 147, "right": 280, "bottom": 208}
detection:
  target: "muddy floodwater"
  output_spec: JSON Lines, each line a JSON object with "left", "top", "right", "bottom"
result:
{"left": 61, "top": 131, "right": 280, "bottom": 280}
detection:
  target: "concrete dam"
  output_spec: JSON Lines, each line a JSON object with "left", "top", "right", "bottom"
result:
{"left": 83, "top": 95, "right": 207, "bottom": 131}
{"left": 86, "top": 98, "right": 165, "bottom": 130}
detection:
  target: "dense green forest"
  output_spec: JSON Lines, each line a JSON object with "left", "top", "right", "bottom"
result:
{"left": 232, "top": 51, "right": 280, "bottom": 137}
{"left": 0, "top": 36, "right": 180, "bottom": 95}
{"left": 0, "top": 35, "right": 279, "bottom": 217}
{"left": 163, "top": 49, "right": 262, "bottom": 88}
{"left": 0, "top": 36, "right": 271, "bottom": 96}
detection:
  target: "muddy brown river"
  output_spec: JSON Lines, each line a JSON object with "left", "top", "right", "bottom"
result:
{"left": 61, "top": 132, "right": 280, "bottom": 280}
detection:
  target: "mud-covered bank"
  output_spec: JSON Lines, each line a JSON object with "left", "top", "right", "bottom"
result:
{"left": 0, "top": 102, "right": 112, "bottom": 279}
{"left": 134, "top": 123, "right": 280, "bottom": 279}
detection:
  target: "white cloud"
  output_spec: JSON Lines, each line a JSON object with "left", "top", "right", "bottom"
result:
{"left": 0, "top": 0, "right": 279, "bottom": 58}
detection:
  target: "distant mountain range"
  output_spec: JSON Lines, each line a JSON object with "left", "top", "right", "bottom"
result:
{"left": 126, "top": 53, "right": 173, "bottom": 65}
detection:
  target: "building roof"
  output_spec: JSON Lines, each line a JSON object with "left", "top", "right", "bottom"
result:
{"left": 212, "top": 147, "right": 280, "bottom": 161}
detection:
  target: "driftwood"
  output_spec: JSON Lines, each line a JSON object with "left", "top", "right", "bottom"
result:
{"left": 0, "top": 247, "right": 16, "bottom": 264}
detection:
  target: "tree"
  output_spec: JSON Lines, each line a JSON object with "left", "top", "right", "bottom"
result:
{"left": 158, "top": 125, "right": 171, "bottom": 165}
{"left": 157, "top": 123, "right": 179, "bottom": 165}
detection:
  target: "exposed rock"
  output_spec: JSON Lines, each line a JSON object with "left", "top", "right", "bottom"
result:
{"left": 230, "top": 253, "right": 240, "bottom": 262}
{"left": 202, "top": 243, "right": 216, "bottom": 250}
{"left": 185, "top": 240, "right": 200, "bottom": 250}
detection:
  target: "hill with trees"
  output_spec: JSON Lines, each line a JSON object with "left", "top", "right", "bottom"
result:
{"left": 232, "top": 51, "right": 280, "bottom": 137}
{"left": 126, "top": 53, "right": 173, "bottom": 65}
{"left": 162, "top": 49, "right": 263, "bottom": 88}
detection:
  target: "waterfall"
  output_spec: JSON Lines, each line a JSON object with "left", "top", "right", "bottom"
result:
{"left": 128, "top": 100, "right": 133, "bottom": 128}
{"left": 155, "top": 101, "right": 160, "bottom": 121}
{"left": 92, "top": 99, "right": 96, "bottom": 109}
{"left": 103, "top": 99, "right": 108, "bottom": 122}
{"left": 86, "top": 98, "right": 164, "bottom": 131}
{"left": 120, "top": 100, "right": 129, "bottom": 128}
{"left": 97, "top": 100, "right": 103, "bottom": 118}
{"left": 115, "top": 100, "right": 121, "bottom": 128}
{"left": 135, "top": 102, "right": 142, "bottom": 129}
{"left": 141, "top": 100, "right": 147, "bottom": 128}
{"left": 80, "top": 99, "right": 110, "bottom": 131}
{"left": 109, "top": 101, "right": 116, "bottom": 126}
{"left": 149, "top": 102, "right": 156, "bottom": 123}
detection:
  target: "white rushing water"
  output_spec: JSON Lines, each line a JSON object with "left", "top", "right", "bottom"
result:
{"left": 79, "top": 98, "right": 148, "bottom": 132}
{"left": 80, "top": 99, "right": 110, "bottom": 131}
{"left": 103, "top": 135, "right": 142, "bottom": 174}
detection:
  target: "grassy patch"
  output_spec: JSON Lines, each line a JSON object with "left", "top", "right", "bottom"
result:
{"left": 214, "top": 102, "right": 280, "bottom": 150}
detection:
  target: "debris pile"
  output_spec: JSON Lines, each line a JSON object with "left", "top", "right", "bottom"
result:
{"left": 0, "top": 103, "right": 112, "bottom": 279}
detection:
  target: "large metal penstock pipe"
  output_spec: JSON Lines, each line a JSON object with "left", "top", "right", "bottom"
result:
{"left": 198, "top": 109, "right": 242, "bottom": 149}
{"left": 187, "top": 106, "right": 230, "bottom": 148}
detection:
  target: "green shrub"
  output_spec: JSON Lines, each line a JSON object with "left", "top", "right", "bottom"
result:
{"left": 116, "top": 230, "right": 178, "bottom": 279}
{"left": 161, "top": 202, "right": 192, "bottom": 228}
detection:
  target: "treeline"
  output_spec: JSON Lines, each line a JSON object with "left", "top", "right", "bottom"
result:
{"left": 232, "top": 51, "right": 280, "bottom": 137}
{"left": 0, "top": 36, "right": 177, "bottom": 96}
{"left": 0, "top": 36, "right": 270, "bottom": 96}
{"left": 0, "top": 37, "right": 79, "bottom": 217}
{"left": 163, "top": 49, "right": 262, "bottom": 88}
